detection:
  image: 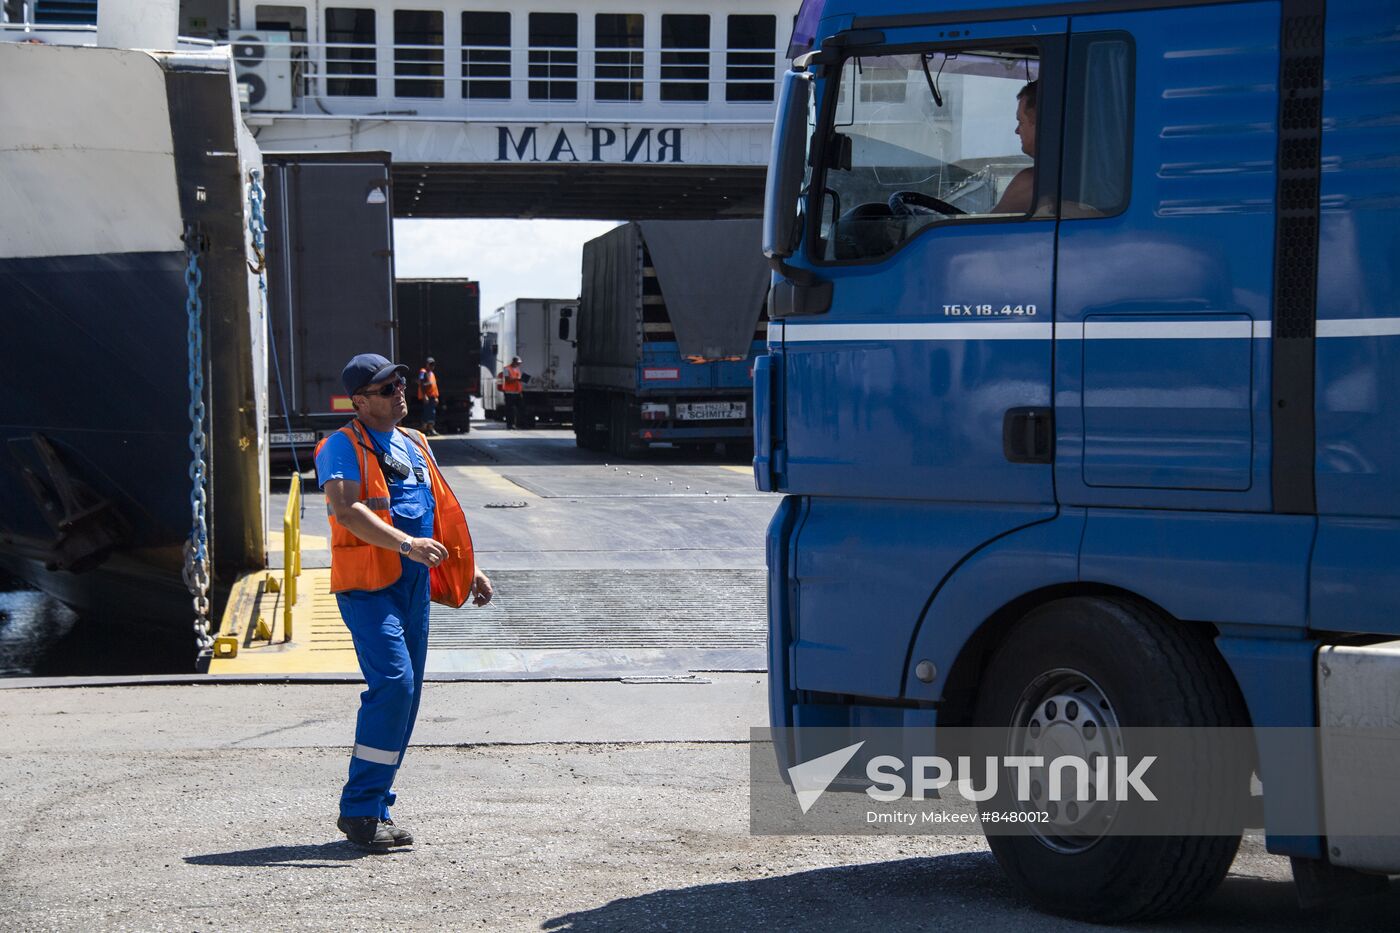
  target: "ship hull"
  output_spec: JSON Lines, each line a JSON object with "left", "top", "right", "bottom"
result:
{"left": 0, "top": 43, "right": 268, "bottom": 641}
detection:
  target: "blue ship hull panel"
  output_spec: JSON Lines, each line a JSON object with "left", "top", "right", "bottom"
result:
{"left": 0, "top": 251, "right": 193, "bottom": 551}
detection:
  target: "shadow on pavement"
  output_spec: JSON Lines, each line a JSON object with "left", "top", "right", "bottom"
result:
{"left": 184, "top": 841, "right": 399, "bottom": 867}
{"left": 541, "top": 853, "right": 1398, "bottom": 933}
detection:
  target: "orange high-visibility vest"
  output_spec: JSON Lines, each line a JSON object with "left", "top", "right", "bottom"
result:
{"left": 315, "top": 421, "right": 476, "bottom": 607}
{"left": 417, "top": 368, "right": 439, "bottom": 401}
{"left": 501, "top": 364, "right": 523, "bottom": 394}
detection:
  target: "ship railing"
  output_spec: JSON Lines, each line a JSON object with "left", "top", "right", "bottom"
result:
{"left": 210, "top": 474, "right": 301, "bottom": 660}
{"left": 227, "top": 37, "right": 781, "bottom": 123}
{"left": 0, "top": 23, "right": 220, "bottom": 49}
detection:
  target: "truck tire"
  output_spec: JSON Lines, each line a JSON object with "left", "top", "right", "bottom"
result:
{"left": 573, "top": 391, "right": 603, "bottom": 449}
{"left": 972, "top": 596, "right": 1249, "bottom": 922}
{"left": 608, "top": 396, "right": 640, "bottom": 457}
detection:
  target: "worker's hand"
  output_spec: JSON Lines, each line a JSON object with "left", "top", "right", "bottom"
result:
{"left": 405, "top": 537, "right": 450, "bottom": 568}
{"left": 471, "top": 569, "right": 493, "bottom": 607}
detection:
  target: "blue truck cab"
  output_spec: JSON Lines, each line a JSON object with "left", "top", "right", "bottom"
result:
{"left": 757, "top": 0, "right": 1400, "bottom": 920}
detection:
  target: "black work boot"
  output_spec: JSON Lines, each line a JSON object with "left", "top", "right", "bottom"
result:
{"left": 381, "top": 818, "right": 414, "bottom": 846}
{"left": 337, "top": 815, "right": 394, "bottom": 851}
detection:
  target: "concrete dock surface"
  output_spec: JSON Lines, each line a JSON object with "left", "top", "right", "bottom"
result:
{"left": 1, "top": 676, "right": 1397, "bottom": 932}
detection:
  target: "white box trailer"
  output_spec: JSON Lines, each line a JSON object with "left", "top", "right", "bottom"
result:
{"left": 480, "top": 298, "right": 578, "bottom": 425}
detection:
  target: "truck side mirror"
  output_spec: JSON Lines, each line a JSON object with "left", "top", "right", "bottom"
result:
{"left": 763, "top": 69, "right": 813, "bottom": 264}
{"left": 559, "top": 317, "right": 570, "bottom": 341}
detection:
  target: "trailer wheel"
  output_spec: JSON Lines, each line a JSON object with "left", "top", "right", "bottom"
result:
{"left": 608, "top": 396, "right": 641, "bottom": 457}
{"left": 972, "top": 597, "right": 1249, "bottom": 922}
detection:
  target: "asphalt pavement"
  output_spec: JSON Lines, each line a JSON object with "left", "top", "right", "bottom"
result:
{"left": 0, "top": 678, "right": 1396, "bottom": 932}
{"left": 1, "top": 426, "right": 1396, "bottom": 930}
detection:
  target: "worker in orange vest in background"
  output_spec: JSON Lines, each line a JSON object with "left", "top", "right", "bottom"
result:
{"left": 497, "top": 355, "right": 530, "bottom": 430}
{"left": 416, "top": 357, "right": 440, "bottom": 436}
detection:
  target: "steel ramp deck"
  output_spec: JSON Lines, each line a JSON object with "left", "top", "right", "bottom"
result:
{"left": 209, "top": 567, "right": 766, "bottom": 679}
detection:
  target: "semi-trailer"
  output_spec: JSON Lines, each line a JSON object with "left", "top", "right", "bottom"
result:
{"left": 480, "top": 298, "right": 578, "bottom": 426}
{"left": 262, "top": 151, "right": 395, "bottom": 464}
{"left": 396, "top": 278, "right": 481, "bottom": 434}
{"left": 574, "top": 220, "right": 769, "bottom": 456}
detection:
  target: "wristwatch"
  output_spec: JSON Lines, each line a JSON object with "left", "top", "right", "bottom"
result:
{"left": 399, "top": 539, "right": 413, "bottom": 555}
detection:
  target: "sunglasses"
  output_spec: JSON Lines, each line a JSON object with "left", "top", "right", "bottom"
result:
{"left": 356, "top": 376, "right": 406, "bottom": 398}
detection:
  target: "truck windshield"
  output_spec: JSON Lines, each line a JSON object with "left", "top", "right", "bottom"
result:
{"left": 817, "top": 48, "right": 1040, "bottom": 261}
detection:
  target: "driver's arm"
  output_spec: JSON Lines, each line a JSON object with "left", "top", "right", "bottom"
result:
{"left": 992, "top": 167, "right": 1034, "bottom": 214}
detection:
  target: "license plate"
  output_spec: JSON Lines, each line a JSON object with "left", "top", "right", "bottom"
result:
{"left": 676, "top": 402, "right": 746, "bottom": 421}
{"left": 271, "top": 431, "right": 316, "bottom": 444}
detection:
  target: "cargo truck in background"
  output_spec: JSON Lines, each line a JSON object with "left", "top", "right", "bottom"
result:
{"left": 263, "top": 151, "right": 395, "bottom": 465}
{"left": 575, "top": 220, "right": 769, "bottom": 456}
{"left": 396, "top": 278, "right": 481, "bottom": 434}
{"left": 761, "top": 0, "right": 1400, "bottom": 922}
{"left": 480, "top": 298, "right": 578, "bottom": 426}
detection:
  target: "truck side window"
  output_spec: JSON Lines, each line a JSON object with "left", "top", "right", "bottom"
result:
{"left": 1061, "top": 34, "right": 1134, "bottom": 218}
{"left": 815, "top": 46, "right": 1042, "bottom": 262}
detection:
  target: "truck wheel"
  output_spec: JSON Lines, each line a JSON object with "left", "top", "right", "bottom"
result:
{"left": 608, "top": 397, "right": 640, "bottom": 457}
{"left": 972, "top": 597, "right": 1249, "bottom": 922}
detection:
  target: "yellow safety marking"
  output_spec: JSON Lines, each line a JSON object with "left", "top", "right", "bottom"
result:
{"left": 446, "top": 465, "right": 541, "bottom": 498}
{"left": 208, "top": 568, "right": 361, "bottom": 675}
{"left": 721, "top": 465, "right": 755, "bottom": 475}
{"left": 268, "top": 531, "right": 328, "bottom": 550}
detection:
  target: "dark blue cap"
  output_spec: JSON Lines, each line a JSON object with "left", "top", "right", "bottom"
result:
{"left": 342, "top": 353, "right": 408, "bottom": 396}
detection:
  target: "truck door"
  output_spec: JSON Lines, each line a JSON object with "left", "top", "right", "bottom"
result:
{"left": 1311, "top": 4, "right": 1400, "bottom": 635}
{"left": 1054, "top": 5, "right": 1278, "bottom": 512}
{"left": 266, "top": 158, "right": 395, "bottom": 417}
{"left": 781, "top": 19, "right": 1065, "bottom": 698}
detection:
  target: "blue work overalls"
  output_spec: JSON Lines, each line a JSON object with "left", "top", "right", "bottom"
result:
{"left": 337, "top": 440, "right": 435, "bottom": 819}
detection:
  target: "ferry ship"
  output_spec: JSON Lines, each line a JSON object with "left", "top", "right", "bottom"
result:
{"left": 0, "top": 19, "right": 269, "bottom": 646}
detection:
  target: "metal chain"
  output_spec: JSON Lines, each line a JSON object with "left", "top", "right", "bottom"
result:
{"left": 182, "top": 228, "right": 213, "bottom": 654}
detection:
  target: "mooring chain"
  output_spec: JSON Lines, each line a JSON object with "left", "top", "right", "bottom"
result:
{"left": 247, "top": 168, "right": 268, "bottom": 276}
{"left": 183, "top": 228, "right": 213, "bottom": 656}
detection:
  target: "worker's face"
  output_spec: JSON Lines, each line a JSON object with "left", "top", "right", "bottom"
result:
{"left": 1015, "top": 98, "right": 1037, "bottom": 158}
{"left": 354, "top": 375, "right": 408, "bottom": 422}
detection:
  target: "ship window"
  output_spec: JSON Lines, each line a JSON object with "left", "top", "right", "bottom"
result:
{"left": 661, "top": 14, "right": 709, "bottom": 102}
{"left": 529, "top": 12, "right": 578, "bottom": 101}
{"left": 462, "top": 11, "right": 511, "bottom": 100}
{"left": 726, "top": 14, "right": 775, "bottom": 102}
{"left": 596, "top": 14, "right": 644, "bottom": 102}
{"left": 255, "top": 5, "right": 307, "bottom": 42}
{"left": 394, "top": 10, "right": 443, "bottom": 99}
{"left": 1061, "top": 34, "right": 1134, "bottom": 218}
{"left": 325, "top": 7, "right": 376, "bottom": 97}
{"left": 815, "top": 48, "right": 1045, "bottom": 262}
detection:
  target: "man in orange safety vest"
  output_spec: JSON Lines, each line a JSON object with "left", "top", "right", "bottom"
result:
{"left": 314, "top": 353, "right": 493, "bottom": 851}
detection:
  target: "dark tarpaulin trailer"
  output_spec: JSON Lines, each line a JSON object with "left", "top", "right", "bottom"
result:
{"left": 263, "top": 151, "right": 396, "bottom": 461}
{"left": 578, "top": 219, "right": 769, "bottom": 387}
{"left": 396, "top": 278, "right": 481, "bottom": 434}
{"left": 575, "top": 220, "right": 769, "bottom": 455}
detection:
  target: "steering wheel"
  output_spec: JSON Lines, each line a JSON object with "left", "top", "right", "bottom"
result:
{"left": 888, "top": 190, "right": 967, "bottom": 217}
